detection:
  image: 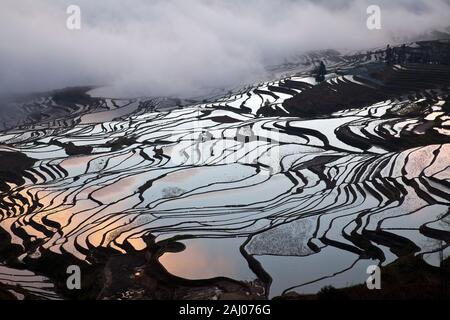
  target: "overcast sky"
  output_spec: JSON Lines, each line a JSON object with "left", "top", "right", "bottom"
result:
{"left": 1, "top": 0, "right": 450, "bottom": 98}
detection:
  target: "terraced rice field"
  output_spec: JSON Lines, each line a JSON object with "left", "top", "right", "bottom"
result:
{"left": 0, "top": 48, "right": 449, "bottom": 299}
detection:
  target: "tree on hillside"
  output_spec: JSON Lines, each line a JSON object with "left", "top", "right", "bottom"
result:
{"left": 315, "top": 61, "right": 327, "bottom": 82}
{"left": 385, "top": 45, "right": 393, "bottom": 64}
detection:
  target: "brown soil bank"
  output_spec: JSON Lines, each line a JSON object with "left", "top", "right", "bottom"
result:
{"left": 282, "top": 63, "right": 450, "bottom": 118}
{"left": 0, "top": 151, "right": 36, "bottom": 192}
{"left": 276, "top": 254, "right": 450, "bottom": 300}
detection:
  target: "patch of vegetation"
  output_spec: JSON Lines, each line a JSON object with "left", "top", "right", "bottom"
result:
{"left": 51, "top": 86, "right": 97, "bottom": 106}
{"left": 317, "top": 286, "right": 349, "bottom": 300}
{"left": 0, "top": 151, "right": 36, "bottom": 192}
{"left": 104, "top": 136, "right": 137, "bottom": 152}
{"left": 0, "top": 287, "right": 15, "bottom": 300}
{"left": 49, "top": 139, "right": 93, "bottom": 156}
{"left": 277, "top": 254, "right": 450, "bottom": 300}
{"left": 387, "top": 102, "right": 428, "bottom": 117}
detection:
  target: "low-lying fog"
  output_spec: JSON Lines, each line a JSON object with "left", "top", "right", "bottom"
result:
{"left": 1, "top": 0, "right": 450, "bottom": 98}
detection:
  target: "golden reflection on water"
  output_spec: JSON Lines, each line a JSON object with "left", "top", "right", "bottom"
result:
{"left": 159, "top": 237, "right": 255, "bottom": 281}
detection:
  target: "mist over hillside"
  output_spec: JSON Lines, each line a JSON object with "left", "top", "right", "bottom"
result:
{"left": 1, "top": 0, "right": 450, "bottom": 98}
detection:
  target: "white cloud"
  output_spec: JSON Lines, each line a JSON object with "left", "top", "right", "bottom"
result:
{"left": 0, "top": 0, "right": 449, "bottom": 97}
